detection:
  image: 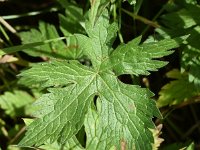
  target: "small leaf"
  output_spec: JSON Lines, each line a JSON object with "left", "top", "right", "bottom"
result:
{"left": 157, "top": 69, "right": 199, "bottom": 107}
{"left": 19, "top": 21, "right": 83, "bottom": 59}
{"left": 23, "top": 118, "right": 34, "bottom": 126}
{"left": 59, "top": 5, "right": 85, "bottom": 35}
{"left": 38, "top": 137, "right": 84, "bottom": 150}
{"left": 0, "top": 91, "right": 35, "bottom": 117}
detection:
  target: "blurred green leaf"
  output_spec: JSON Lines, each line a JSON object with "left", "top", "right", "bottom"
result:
{"left": 0, "top": 91, "right": 35, "bottom": 117}
{"left": 0, "top": 51, "right": 5, "bottom": 56}
{"left": 59, "top": 5, "right": 85, "bottom": 35}
{"left": 19, "top": 22, "right": 68, "bottom": 58}
{"left": 156, "top": 1, "right": 200, "bottom": 107}
{"left": 1, "top": 37, "right": 66, "bottom": 55}
{"left": 157, "top": 69, "right": 200, "bottom": 107}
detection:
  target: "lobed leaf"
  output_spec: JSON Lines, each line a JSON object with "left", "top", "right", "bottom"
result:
{"left": 107, "top": 37, "right": 185, "bottom": 76}
{"left": 19, "top": 2, "right": 184, "bottom": 149}
{"left": 19, "top": 60, "right": 94, "bottom": 88}
{"left": 85, "top": 73, "right": 161, "bottom": 149}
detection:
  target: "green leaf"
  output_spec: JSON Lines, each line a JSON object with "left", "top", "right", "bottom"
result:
{"left": 19, "top": 67, "right": 96, "bottom": 146}
{"left": 161, "top": 9, "right": 196, "bottom": 29}
{"left": 18, "top": 4, "right": 183, "bottom": 149}
{"left": 76, "top": 12, "right": 118, "bottom": 68}
{"left": 19, "top": 22, "right": 68, "bottom": 58}
{"left": 22, "top": 118, "right": 84, "bottom": 150}
{"left": 85, "top": 91, "right": 160, "bottom": 150}
{"left": 133, "top": 0, "right": 143, "bottom": 14}
{"left": 0, "top": 90, "right": 35, "bottom": 117}
{"left": 59, "top": 5, "right": 85, "bottom": 35}
{"left": 157, "top": 69, "right": 199, "bottom": 107}
{"left": 186, "top": 142, "right": 195, "bottom": 150}
{"left": 23, "top": 118, "right": 34, "bottom": 126}
{"left": 0, "top": 50, "right": 5, "bottom": 56}
{"left": 0, "top": 37, "right": 66, "bottom": 55}
{"left": 18, "top": 61, "right": 94, "bottom": 88}
{"left": 159, "top": 3, "right": 200, "bottom": 72}
{"left": 19, "top": 21, "right": 82, "bottom": 59}
{"left": 182, "top": 34, "right": 200, "bottom": 88}
{"left": 156, "top": 2, "right": 200, "bottom": 106}
{"left": 58, "top": 4, "right": 85, "bottom": 59}
{"left": 38, "top": 137, "right": 84, "bottom": 150}
{"left": 108, "top": 37, "right": 183, "bottom": 76}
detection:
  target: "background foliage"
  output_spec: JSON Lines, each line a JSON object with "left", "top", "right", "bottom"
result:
{"left": 0, "top": 0, "right": 200, "bottom": 149}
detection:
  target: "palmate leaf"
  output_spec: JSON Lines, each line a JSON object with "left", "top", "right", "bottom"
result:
{"left": 18, "top": 3, "right": 184, "bottom": 149}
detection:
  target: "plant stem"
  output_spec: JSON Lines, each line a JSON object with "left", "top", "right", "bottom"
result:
{"left": 121, "top": 8, "right": 160, "bottom": 28}
{"left": 182, "top": 121, "right": 200, "bottom": 139}
{"left": 1, "top": 126, "right": 10, "bottom": 140}
{"left": 0, "top": 17, "right": 17, "bottom": 35}
{"left": 0, "top": 25, "right": 13, "bottom": 45}
{"left": 141, "top": 0, "right": 174, "bottom": 35}
{"left": 164, "top": 122, "right": 179, "bottom": 141}
{"left": 162, "top": 108, "right": 176, "bottom": 120}
{"left": 9, "top": 126, "right": 26, "bottom": 144}
{"left": 189, "top": 105, "right": 200, "bottom": 134}
{"left": 0, "top": 74, "right": 11, "bottom": 90}
{"left": 1, "top": 7, "right": 59, "bottom": 20}
{"left": 111, "top": 0, "right": 117, "bottom": 21}
{"left": 118, "top": 0, "right": 124, "bottom": 43}
{"left": 141, "top": 7, "right": 164, "bottom": 35}
{"left": 0, "top": 37, "right": 9, "bottom": 47}
{"left": 165, "top": 117, "right": 184, "bottom": 137}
